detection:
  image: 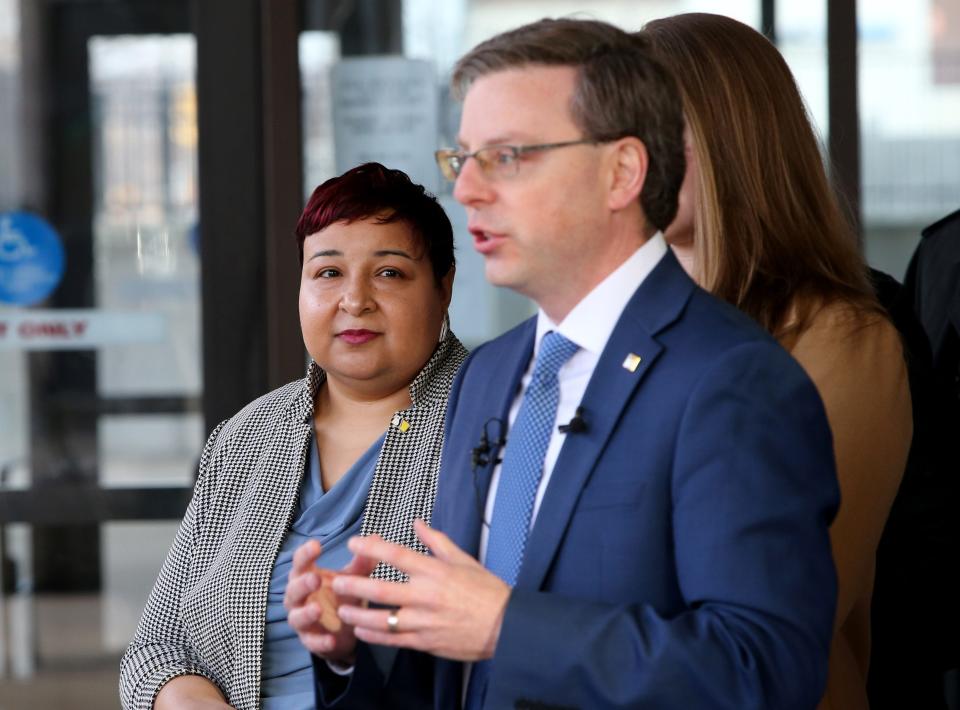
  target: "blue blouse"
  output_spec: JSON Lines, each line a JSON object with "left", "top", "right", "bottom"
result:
{"left": 260, "top": 432, "right": 385, "bottom": 708}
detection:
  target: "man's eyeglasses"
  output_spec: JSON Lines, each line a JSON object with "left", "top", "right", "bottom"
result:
{"left": 434, "top": 139, "right": 599, "bottom": 182}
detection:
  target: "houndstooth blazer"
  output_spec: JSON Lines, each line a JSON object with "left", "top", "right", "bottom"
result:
{"left": 119, "top": 334, "right": 467, "bottom": 710}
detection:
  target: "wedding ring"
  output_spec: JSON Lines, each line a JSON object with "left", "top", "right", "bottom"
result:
{"left": 386, "top": 609, "right": 400, "bottom": 634}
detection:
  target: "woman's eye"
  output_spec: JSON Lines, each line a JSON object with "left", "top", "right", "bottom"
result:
{"left": 316, "top": 268, "right": 340, "bottom": 278}
{"left": 378, "top": 268, "right": 402, "bottom": 278}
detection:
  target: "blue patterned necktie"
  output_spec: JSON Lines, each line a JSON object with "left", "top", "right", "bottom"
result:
{"left": 484, "top": 330, "right": 580, "bottom": 585}
{"left": 465, "top": 331, "right": 579, "bottom": 710}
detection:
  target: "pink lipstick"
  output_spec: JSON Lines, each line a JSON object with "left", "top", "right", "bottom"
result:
{"left": 337, "top": 329, "right": 379, "bottom": 345}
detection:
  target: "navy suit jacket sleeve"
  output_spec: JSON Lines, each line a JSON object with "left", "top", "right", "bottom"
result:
{"left": 438, "top": 338, "right": 839, "bottom": 710}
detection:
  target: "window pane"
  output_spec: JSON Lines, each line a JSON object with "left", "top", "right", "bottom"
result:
{"left": 89, "top": 35, "right": 201, "bottom": 397}
{"left": 777, "top": 2, "right": 828, "bottom": 139}
{"left": 98, "top": 413, "right": 202, "bottom": 487}
{"left": 300, "top": 31, "right": 340, "bottom": 201}
{"left": 101, "top": 521, "right": 180, "bottom": 650}
{"left": 1, "top": 7, "right": 199, "bottom": 705}
{"left": 860, "top": 0, "right": 960, "bottom": 280}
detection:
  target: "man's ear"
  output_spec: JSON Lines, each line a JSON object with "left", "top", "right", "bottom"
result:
{"left": 607, "top": 137, "right": 648, "bottom": 212}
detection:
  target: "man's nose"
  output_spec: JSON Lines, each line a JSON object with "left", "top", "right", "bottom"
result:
{"left": 452, "top": 156, "right": 494, "bottom": 206}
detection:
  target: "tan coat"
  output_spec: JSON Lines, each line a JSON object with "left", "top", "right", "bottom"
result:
{"left": 781, "top": 301, "right": 912, "bottom": 710}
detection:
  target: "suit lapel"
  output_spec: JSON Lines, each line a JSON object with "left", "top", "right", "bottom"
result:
{"left": 434, "top": 323, "right": 535, "bottom": 710}
{"left": 445, "top": 320, "right": 536, "bottom": 558}
{"left": 515, "top": 327, "right": 661, "bottom": 591}
{"left": 516, "top": 251, "right": 695, "bottom": 591}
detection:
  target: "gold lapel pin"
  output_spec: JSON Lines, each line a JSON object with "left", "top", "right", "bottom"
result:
{"left": 622, "top": 353, "right": 642, "bottom": 372}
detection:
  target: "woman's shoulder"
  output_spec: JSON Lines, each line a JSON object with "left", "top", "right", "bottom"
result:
{"left": 214, "top": 376, "right": 311, "bottom": 446}
{"left": 788, "top": 297, "right": 902, "bottom": 365}
{"left": 787, "top": 297, "right": 910, "bottom": 432}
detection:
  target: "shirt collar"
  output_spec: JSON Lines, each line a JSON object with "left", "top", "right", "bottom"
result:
{"left": 534, "top": 232, "right": 668, "bottom": 356}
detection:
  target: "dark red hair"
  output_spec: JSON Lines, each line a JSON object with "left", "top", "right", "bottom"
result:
{"left": 295, "top": 162, "right": 455, "bottom": 283}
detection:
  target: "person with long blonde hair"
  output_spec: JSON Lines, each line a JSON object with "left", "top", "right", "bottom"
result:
{"left": 642, "top": 13, "right": 912, "bottom": 710}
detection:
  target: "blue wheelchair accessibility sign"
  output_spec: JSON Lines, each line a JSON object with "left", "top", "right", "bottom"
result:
{"left": 0, "top": 211, "right": 66, "bottom": 306}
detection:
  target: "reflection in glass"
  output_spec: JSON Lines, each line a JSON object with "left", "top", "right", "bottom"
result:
{"left": 98, "top": 413, "right": 202, "bottom": 488}
{"left": 777, "top": 1, "right": 828, "bottom": 137}
{"left": 102, "top": 521, "right": 180, "bottom": 650}
{"left": 89, "top": 34, "right": 201, "bottom": 397}
{"left": 300, "top": 31, "right": 340, "bottom": 199}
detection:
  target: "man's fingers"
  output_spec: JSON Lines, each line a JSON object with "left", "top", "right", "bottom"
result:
{"left": 337, "top": 603, "right": 425, "bottom": 637}
{"left": 353, "top": 625, "right": 424, "bottom": 650}
{"left": 291, "top": 539, "right": 322, "bottom": 573}
{"left": 347, "top": 603, "right": 431, "bottom": 651}
{"left": 339, "top": 553, "right": 379, "bottom": 577}
{"left": 346, "top": 535, "right": 433, "bottom": 577}
{"left": 332, "top": 574, "right": 409, "bottom": 608}
{"left": 413, "top": 519, "right": 470, "bottom": 564}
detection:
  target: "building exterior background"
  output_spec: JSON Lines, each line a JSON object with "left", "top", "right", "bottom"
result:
{"left": 0, "top": 0, "right": 957, "bottom": 706}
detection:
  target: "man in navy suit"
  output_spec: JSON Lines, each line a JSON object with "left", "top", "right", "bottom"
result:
{"left": 287, "top": 18, "right": 839, "bottom": 709}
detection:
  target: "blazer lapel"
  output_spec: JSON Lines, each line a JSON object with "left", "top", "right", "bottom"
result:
{"left": 232, "top": 400, "right": 313, "bottom": 704}
{"left": 516, "top": 251, "right": 695, "bottom": 591}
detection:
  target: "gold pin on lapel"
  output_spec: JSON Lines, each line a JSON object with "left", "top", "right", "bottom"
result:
{"left": 622, "top": 353, "right": 642, "bottom": 372}
{"left": 392, "top": 414, "right": 411, "bottom": 432}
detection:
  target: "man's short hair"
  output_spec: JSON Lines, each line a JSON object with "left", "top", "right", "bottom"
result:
{"left": 452, "top": 18, "right": 685, "bottom": 231}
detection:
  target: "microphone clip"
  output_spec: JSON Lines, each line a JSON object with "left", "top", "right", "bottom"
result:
{"left": 558, "top": 406, "right": 588, "bottom": 434}
{"left": 471, "top": 417, "right": 506, "bottom": 470}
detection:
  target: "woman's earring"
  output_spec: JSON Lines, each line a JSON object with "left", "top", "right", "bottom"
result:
{"left": 439, "top": 312, "right": 450, "bottom": 343}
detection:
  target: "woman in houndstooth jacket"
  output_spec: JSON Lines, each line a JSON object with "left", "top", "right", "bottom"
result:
{"left": 120, "top": 163, "right": 467, "bottom": 710}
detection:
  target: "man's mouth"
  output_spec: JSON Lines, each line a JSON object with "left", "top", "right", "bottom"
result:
{"left": 469, "top": 227, "right": 505, "bottom": 254}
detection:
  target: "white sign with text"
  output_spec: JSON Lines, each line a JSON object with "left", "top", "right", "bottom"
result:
{"left": 332, "top": 57, "right": 440, "bottom": 194}
{"left": 0, "top": 310, "right": 166, "bottom": 350}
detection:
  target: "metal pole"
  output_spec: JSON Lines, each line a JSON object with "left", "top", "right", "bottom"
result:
{"left": 827, "top": 0, "right": 862, "bottom": 239}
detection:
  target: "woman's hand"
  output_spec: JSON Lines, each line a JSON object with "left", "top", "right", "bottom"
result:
{"left": 284, "top": 539, "right": 376, "bottom": 665}
{"left": 154, "top": 675, "right": 234, "bottom": 709}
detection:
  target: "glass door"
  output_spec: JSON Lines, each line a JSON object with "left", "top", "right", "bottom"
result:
{"left": 0, "top": 1, "right": 198, "bottom": 702}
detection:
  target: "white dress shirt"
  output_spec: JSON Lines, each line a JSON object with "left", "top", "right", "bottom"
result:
{"left": 478, "top": 233, "right": 668, "bottom": 563}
